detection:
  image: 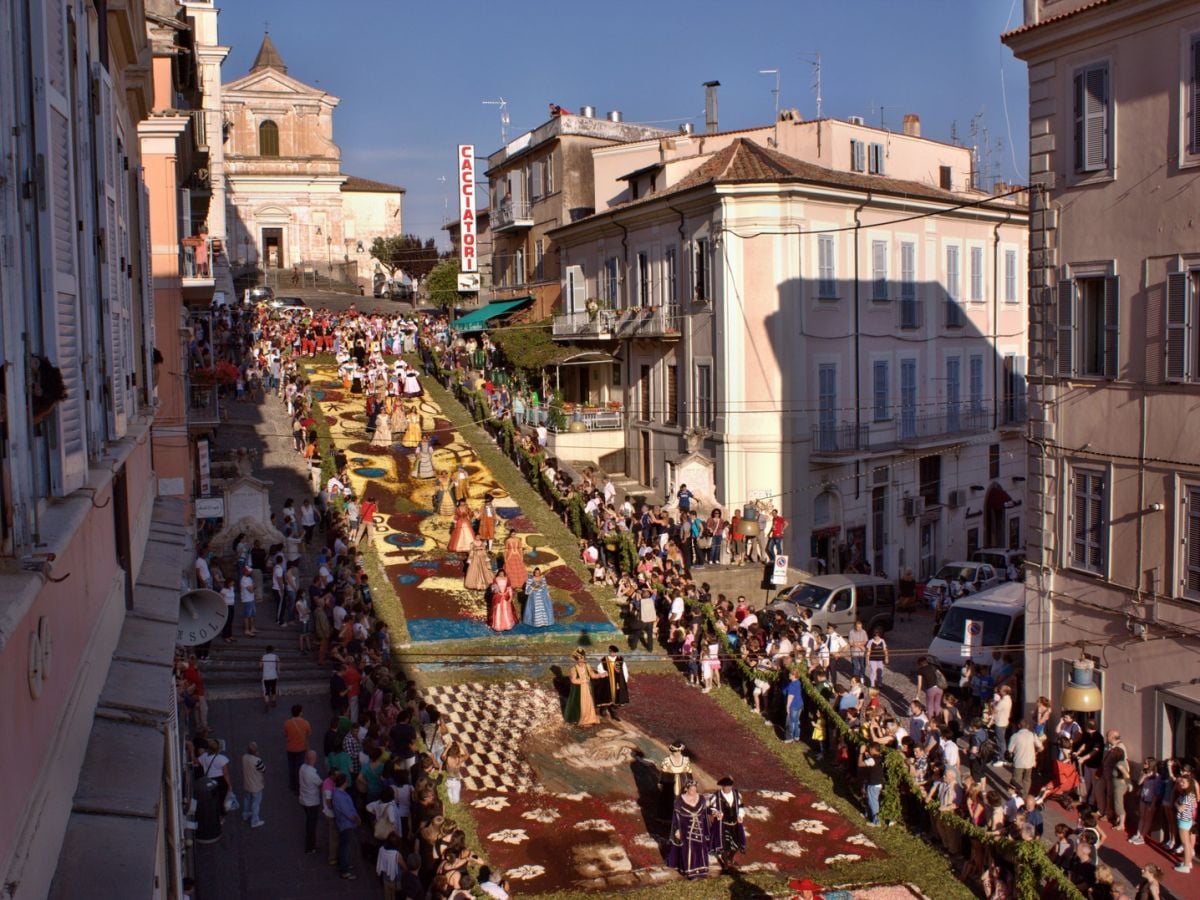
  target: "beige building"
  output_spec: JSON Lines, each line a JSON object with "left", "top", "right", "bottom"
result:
{"left": 223, "top": 34, "right": 403, "bottom": 287}
{"left": 486, "top": 110, "right": 669, "bottom": 320}
{"left": 551, "top": 125, "right": 1028, "bottom": 577}
{"left": 1005, "top": 0, "right": 1200, "bottom": 761}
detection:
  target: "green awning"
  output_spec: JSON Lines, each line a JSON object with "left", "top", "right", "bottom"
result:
{"left": 451, "top": 297, "right": 532, "bottom": 332}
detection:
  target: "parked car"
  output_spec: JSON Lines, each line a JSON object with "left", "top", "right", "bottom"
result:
{"left": 927, "top": 581, "right": 1025, "bottom": 673}
{"left": 248, "top": 285, "right": 274, "bottom": 304}
{"left": 268, "top": 295, "right": 307, "bottom": 310}
{"left": 972, "top": 548, "right": 1026, "bottom": 580}
{"left": 765, "top": 574, "right": 896, "bottom": 634}
{"left": 390, "top": 283, "right": 414, "bottom": 302}
{"left": 924, "top": 561, "right": 1001, "bottom": 607}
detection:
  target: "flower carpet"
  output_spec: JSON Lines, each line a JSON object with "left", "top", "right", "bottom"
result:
{"left": 307, "top": 362, "right": 617, "bottom": 643}
{"left": 427, "top": 673, "right": 889, "bottom": 894}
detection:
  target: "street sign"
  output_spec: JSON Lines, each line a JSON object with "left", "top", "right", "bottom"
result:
{"left": 195, "top": 497, "right": 225, "bottom": 520}
{"left": 960, "top": 618, "right": 983, "bottom": 658}
{"left": 197, "top": 438, "right": 211, "bottom": 498}
{"left": 457, "top": 143, "right": 479, "bottom": 291}
{"left": 457, "top": 272, "right": 481, "bottom": 292}
{"left": 771, "top": 554, "right": 789, "bottom": 585}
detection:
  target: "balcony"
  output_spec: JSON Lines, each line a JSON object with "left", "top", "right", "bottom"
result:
{"left": 999, "top": 396, "right": 1027, "bottom": 432}
{"left": 553, "top": 306, "right": 681, "bottom": 341}
{"left": 188, "top": 382, "right": 221, "bottom": 427}
{"left": 810, "top": 422, "right": 870, "bottom": 460}
{"left": 897, "top": 403, "right": 990, "bottom": 448}
{"left": 491, "top": 200, "right": 533, "bottom": 232}
{"left": 189, "top": 109, "right": 208, "bottom": 152}
{"left": 181, "top": 235, "right": 215, "bottom": 299}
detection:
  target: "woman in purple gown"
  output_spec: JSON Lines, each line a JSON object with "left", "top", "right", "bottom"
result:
{"left": 667, "top": 779, "right": 711, "bottom": 879}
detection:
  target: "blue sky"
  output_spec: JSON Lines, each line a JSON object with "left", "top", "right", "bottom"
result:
{"left": 218, "top": 0, "right": 1028, "bottom": 246}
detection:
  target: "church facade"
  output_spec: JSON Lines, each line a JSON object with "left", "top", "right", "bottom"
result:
{"left": 223, "top": 34, "right": 403, "bottom": 287}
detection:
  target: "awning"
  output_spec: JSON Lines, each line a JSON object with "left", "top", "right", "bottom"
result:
{"left": 985, "top": 484, "right": 1013, "bottom": 512}
{"left": 451, "top": 296, "right": 532, "bottom": 332}
{"left": 551, "top": 350, "right": 616, "bottom": 367}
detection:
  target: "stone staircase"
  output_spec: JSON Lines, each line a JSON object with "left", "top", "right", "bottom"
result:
{"left": 201, "top": 619, "right": 329, "bottom": 701}
{"left": 561, "top": 459, "right": 663, "bottom": 507}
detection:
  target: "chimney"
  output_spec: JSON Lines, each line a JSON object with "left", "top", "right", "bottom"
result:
{"left": 579, "top": 105, "right": 595, "bottom": 118}
{"left": 902, "top": 113, "right": 921, "bottom": 137}
{"left": 607, "top": 110, "right": 622, "bottom": 123}
{"left": 704, "top": 80, "right": 720, "bottom": 134}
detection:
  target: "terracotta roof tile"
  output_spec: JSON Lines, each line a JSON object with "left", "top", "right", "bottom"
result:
{"left": 1001, "top": 0, "right": 1115, "bottom": 40}
{"left": 341, "top": 174, "right": 406, "bottom": 194}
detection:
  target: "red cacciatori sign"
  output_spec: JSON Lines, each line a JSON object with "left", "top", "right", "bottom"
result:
{"left": 457, "top": 144, "right": 477, "bottom": 277}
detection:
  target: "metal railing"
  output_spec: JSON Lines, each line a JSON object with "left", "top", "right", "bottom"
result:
{"left": 999, "top": 396, "right": 1027, "bottom": 427}
{"left": 491, "top": 200, "right": 533, "bottom": 230}
{"left": 811, "top": 422, "right": 869, "bottom": 454}
{"left": 549, "top": 407, "right": 623, "bottom": 432}
{"left": 898, "top": 403, "right": 989, "bottom": 445}
{"left": 552, "top": 306, "right": 680, "bottom": 339}
{"left": 182, "top": 235, "right": 214, "bottom": 281}
{"left": 188, "top": 383, "right": 220, "bottom": 426}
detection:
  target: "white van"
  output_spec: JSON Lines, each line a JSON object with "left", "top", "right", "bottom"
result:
{"left": 927, "top": 581, "right": 1024, "bottom": 673}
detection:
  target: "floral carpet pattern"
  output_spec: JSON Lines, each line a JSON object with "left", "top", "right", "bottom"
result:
{"left": 429, "top": 674, "right": 887, "bottom": 893}
{"left": 308, "top": 362, "right": 617, "bottom": 643}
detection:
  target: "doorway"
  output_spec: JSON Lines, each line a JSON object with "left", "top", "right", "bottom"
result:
{"left": 262, "top": 227, "right": 284, "bottom": 269}
{"left": 112, "top": 466, "right": 133, "bottom": 610}
{"left": 919, "top": 519, "right": 938, "bottom": 580}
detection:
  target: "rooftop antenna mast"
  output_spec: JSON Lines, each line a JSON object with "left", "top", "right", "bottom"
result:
{"left": 482, "top": 97, "right": 510, "bottom": 144}
{"left": 758, "top": 68, "right": 780, "bottom": 121}
{"left": 802, "top": 52, "right": 822, "bottom": 119}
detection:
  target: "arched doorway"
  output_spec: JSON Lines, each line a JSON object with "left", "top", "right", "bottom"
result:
{"left": 984, "top": 483, "right": 1013, "bottom": 548}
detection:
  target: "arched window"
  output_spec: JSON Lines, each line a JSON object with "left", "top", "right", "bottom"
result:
{"left": 258, "top": 120, "right": 279, "bottom": 157}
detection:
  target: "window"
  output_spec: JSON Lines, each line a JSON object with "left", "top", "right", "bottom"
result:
{"left": 1074, "top": 63, "right": 1110, "bottom": 173}
{"left": 695, "top": 363, "right": 713, "bottom": 428}
{"left": 945, "top": 245, "right": 963, "bottom": 327}
{"left": 946, "top": 357, "right": 961, "bottom": 432}
{"left": 871, "top": 486, "right": 887, "bottom": 575}
{"left": 1008, "top": 516, "right": 1021, "bottom": 551}
{"left": 900, "top": 241, "right": 918, "bottom": 327}
{"left": 664, "top": 247, "right": 679, "bottom": 308}
{"left": 969, "top": 355, "right": 984, "bottom": 413}
{"left": 692, "top": 238, "right": 712, "bottom": 301}
{"left": 1166, "top": 271, "right": 1198, "bottom": 381}
{"left": 1005, "top": 250, "right": 1018, "bottom": 303}
{"left": 258, "top": 120, "right": 279, "bottom": 157}
{"left": 818, "top": 364, "right": 837, "bottom": 449}
{"left": 534, "top": 239, "right": 544, "bottom": 281}
{"left": 531, "top": 161, "right": 543, "bottom": 201}
{"left": 1071, "top": 468, "right": 1107, "bottom": 574}
{"left": 1002, "top": 354, "right": 1027, "bottom": 423}
{"left": 639, "top": 365, "right": 651, "bottom": 421}
{"left": 817, "top": 235, "right": 836, "bottom": 298}
{"left": 871, "top": 240, "right": 888, "bottom": 300}
{"left": 967, "top": 528, "right": 981, "bottom": 562}
{"left": 611, "top": 363, "right": 622, "bottom": 386}
{"left": 544, "top": 155, "right": 554, "bottom": 195}
{"left": 970, "top": 246, "right": 984, "bottom": 302}
{"left": 565, "top": 264, "right": 582, "bottom": 314}
{"left": 900, "top": 359, "right": 917, "bottom": 438}
{"left": 637, "top": 251, "right": 650, "bottom": 306}
{"left": 868, "top": 142, "right": 885, "bottom": 175}
{"left": 604, "top": 256, "right": 619, "bottom": 306}
{"left": 872, "top": 360, "right": 889, "bottom": 422}
{"left": 1059, "top": 275, "right": 1119, "bottom": 378}
{"left": 989, "top": 443, "right": 1001, "bottom": 480}
{"left": 920, "top": 455, "right": 941, "bottom": 508}
{"left": 514, "top": 247, "right": 525, "bottom": 285}
{"left": 1184, "top": 486, "right": 1200, "bottom": 598}
{"left": 666, "top": 365, "right": 678, "bottom": 424}
{"left": 851, "top": 139, "right": 866, "bottom": 172}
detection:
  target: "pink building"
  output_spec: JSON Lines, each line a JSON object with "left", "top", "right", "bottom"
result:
{"left": 551, "top": 122, "right": 1028, "bottom": 579}
{"left": 1005, "top": 0, "right": 1200, "bottom": 763}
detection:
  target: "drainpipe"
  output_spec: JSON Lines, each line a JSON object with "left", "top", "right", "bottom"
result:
{"left": 992, "top": 212, "right": 1010, "bottom": 431}
{"left": 852, "top": 193, "right": 870, "bottom": 500}
{"left": 669, "top": 205, "right": 691, "bottom": 435}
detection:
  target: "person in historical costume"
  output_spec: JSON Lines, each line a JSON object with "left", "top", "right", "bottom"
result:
{"left": 414, "top": 435, "right": 436, "bottom": 479}
{"left": 400, "top": 405, "right": 422, "bottom": 448}
{"left": 522, "top": 568, "right": 555, "bottom": 628}
{"left": 564, "top": 648, "right": 600, "bottom": 726}
{"left": 389, "top": 396, "right": 407, "bottom": 435}
{"left": 487, "top": 571, "right": 516, "bottom": 632}
{"left": 658, "top": 741, "right": 694, "bottom": 822}
{"left": 371, "top": 396, "right": 393, "bottom": 447}
{"left": 433, "top": 470, "right": 456, "bottom": 516}
{"left": 477, "top": 495, "right": 498, "bottom": 550}
{"left": 503, "top": 532, "right": 528, "bottom": 585}
{"left": 402, "top": 367, "right": 421, "bottom": 397}
{"left": 451, "top": 465, "right": 470, "bottom": 503}
{"left": 464, "top": 538, "right": 495, "bottom": 591}
{"left": 593, "top": 646, "right": 630, "bottom": 721}
{"left": 707, "top": 776, "right": 747, "bottom": 871}
{"left": 668, "top": 779, "right": 713, "bottom": 880}
{"left": 448, "top": 501, "right": 475, "bottom": 554}
{"left": 350, "top": 364, "right": 364, "bottom": 394}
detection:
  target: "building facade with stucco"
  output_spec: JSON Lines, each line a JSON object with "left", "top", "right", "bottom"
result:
{"left": 223, "top": 34, "right": 403, "bottom": 288}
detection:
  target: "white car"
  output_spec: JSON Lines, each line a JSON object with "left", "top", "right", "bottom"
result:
{"left": 924, "top": 561, "right": 1000, "bottom": 607}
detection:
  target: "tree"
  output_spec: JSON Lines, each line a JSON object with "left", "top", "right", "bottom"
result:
{"left": 369, "top": 234, "right": 440, "bottom": 282}
{"left": 425, "top": 258, "right": 465, "bottom": 310}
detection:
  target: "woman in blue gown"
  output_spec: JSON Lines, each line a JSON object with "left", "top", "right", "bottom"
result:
{"left": 522, "top": 568, "right": 555, "bottom": 627}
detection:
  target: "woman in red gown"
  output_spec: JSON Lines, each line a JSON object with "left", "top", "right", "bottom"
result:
{"left": 448, "top": 500, "right": 475, "bottom": 554}
{"left": 488, "top": 571, "right": 516, "bottom": 631}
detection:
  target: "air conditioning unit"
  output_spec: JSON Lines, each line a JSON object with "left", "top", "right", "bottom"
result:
{"left": 947, "top": 489, "right": 966, "bottom": 509}
{"left": 848, "top": 115, "right": 865, "bottom": 126}
{"left": 903, "top": 496, "right": 925, "bottom": 519}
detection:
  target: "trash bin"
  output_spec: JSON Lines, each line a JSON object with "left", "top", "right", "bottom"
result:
{"left": 193, "top": 776, "right": 223, "bottom": 844}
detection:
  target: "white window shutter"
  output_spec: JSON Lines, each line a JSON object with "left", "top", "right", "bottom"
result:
{"left": 1191, "top": 41, "right": 1200, "bottom": 154}
{"left": 1056, "top": 279, "right": 1075, "bottom": 377}
{"left": 1166, "top": 272, "right": 1191, "bottom": 381}
{"left": 1083, "top": 66, "right": 1109, "bottom": 171}
{"left": 35, "top": 0, "right": 88, "bottom": 495}
{"left": 96, "top": 65, "right": 126, "bottom": 438}
{"left": 138, "top": 166, "right": 155, "bottom": 400}
{"left": 1104, "top": 275, "right": 1119, "bottom": 379}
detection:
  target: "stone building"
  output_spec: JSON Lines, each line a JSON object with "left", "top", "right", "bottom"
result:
{"left": 223, "top": 34, "right": 403, "bottom": 287}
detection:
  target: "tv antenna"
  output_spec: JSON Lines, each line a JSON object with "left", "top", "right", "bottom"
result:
{"left": 802, "top": 52, "right": 822, "bottom": 119}
{"left": 758, "top": 68, "right": 781, "bottom": 122}
{"left": 482, "top": 97, "right": 510, "bottom": 144}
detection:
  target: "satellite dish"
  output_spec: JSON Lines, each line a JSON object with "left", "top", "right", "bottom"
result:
{"left": 177, "top": 589, "right": 229, "bottom": 646}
